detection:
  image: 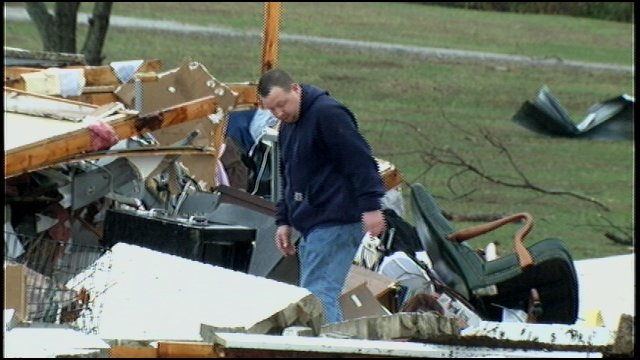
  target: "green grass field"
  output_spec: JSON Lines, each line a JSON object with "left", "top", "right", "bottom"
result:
{"left": 4, "top": 2, "right": 634, "bottom": 260}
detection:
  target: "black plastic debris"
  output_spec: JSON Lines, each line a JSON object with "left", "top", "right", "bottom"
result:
{"left": 512, "top": 86, "right": 634, "bottom": 141}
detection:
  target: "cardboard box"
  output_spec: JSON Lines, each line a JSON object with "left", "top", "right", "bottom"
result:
{"left": 4, "top": 263, "right": 27, "bottom": 320}
{"left": 342, "top": 265, "right": 398, "bottom": 312}
{"left": 340, "top": 282, "right": 390, "bottom": 321}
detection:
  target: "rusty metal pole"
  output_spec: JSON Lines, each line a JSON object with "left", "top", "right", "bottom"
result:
{"left": 261, "top": 2, "right": 281, "bottom": 74}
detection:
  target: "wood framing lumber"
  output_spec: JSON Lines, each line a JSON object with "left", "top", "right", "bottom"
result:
{"left": 68, "top": 59, "right": 162, "bottom": 86}
{"left": 5, "top": 94, "right": 233, "bottom": 178}
{"left": 3, "top": 59, "right": 162, "bottom": 88}
{"left": 62, "top": 83, "right": 256, "bottom": 107}
{"left": 5, "top": 78, "right": 256, "bottom": 107}
{"left": 58, "top": 146, "right": 217, "bottom": 163}
{"left": 41, "top": 83, "right": 255, "bottom": 108}
{"left": 4, "top": 86, "right": 99, "bottom": 108}
{"left": 81, "top": 85, "right": 118, "bottom": 93}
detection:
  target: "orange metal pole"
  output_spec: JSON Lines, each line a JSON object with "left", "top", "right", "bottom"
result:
{"left": 261, "top": 2, "right": 282, "bottom": 74}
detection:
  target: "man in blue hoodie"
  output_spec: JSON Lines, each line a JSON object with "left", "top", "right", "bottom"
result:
{"left": 258, "top": 69, "right": 386, "bottom": 324}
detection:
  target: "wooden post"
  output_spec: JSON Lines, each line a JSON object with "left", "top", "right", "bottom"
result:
{"left": 261, "top": 2, "right": 282, "bottom": 74}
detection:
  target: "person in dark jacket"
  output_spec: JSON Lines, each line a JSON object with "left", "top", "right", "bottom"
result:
{"left": 257, "top": 69, "right": 386, "bottom": 323}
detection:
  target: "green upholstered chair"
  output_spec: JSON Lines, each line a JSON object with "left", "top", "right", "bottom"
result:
{"left": 410, "top": 183, "right": 579, "bottom": 324}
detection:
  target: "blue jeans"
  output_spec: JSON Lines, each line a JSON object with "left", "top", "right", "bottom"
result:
{"left": 298, "top": 223, "right": 363, "bottom": 324}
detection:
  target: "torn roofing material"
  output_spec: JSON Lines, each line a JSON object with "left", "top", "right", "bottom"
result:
{"left": 511, "top": 86, "right": 634, "bottom": 140}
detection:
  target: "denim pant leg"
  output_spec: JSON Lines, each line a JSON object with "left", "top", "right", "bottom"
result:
{"left": 298, "top": 223, "right": 364, "bottom": 324}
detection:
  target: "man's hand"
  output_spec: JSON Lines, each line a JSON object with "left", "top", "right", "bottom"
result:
{"left": 362, "top": 210, "right": 386, "bottom": 237}
{"left": 275, "top": 225, "right": 296, "bottom": 256}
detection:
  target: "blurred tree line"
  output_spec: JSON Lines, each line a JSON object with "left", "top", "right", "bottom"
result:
{"left": 423, "top": 2, "right": 633, "bottom": 22}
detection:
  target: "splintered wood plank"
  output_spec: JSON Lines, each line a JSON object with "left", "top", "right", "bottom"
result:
{"left": 60, "top": 146, "right": 217, "bottom": 163}
{"left": 4, "top": 86, "right": 100, "bottom": 108}
{"left": 54, "top": 83, "right": 255, "bottom": 107}
{"left": 55, "top": 83, "right": 255, "bottom": 107}
{"left": 4, "top": 59, "right": 162, "bottom": 89}
{"left": 5, "top": 95, "right": 226, "bottom": 178}
{"left": 66, "top": 59, "right": 163, "bottom": 86}
{"left": 5, "top": 76, "right": 257, "bottom": 107}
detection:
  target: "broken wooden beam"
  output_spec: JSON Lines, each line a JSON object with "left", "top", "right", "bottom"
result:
{"left": 69, "top": 60, "right": 162, "bottom": 86}
{"left": 62, "top": 83, "right": 257, "bottom": 107}
{"left": 4, "top": 94, "right": 235, "bottom": 178}
{"left": 60, "top": 145, "right": 217, "bottom": 163}
{"left": 4, "top": 59, "right": 162, "bottom": 88}
{"left": 5, "top": 56, "right": 256, "bottom": 110}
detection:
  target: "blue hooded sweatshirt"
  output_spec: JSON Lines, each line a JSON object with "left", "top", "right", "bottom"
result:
{"left": 275, "top": 84, "right": 385, "bottom": 237}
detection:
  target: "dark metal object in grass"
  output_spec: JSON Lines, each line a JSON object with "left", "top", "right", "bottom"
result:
{"left": 512, "top": 86, "right": 634, "bottom": 141}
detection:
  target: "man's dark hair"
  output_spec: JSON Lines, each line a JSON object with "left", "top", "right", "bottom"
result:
{"left": 257, "top": 69, "right": 295, "bottom": 97}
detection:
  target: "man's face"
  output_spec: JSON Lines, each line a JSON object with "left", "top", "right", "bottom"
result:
{"left": 260, "top": 84, "right": 301, "bottom": 124}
